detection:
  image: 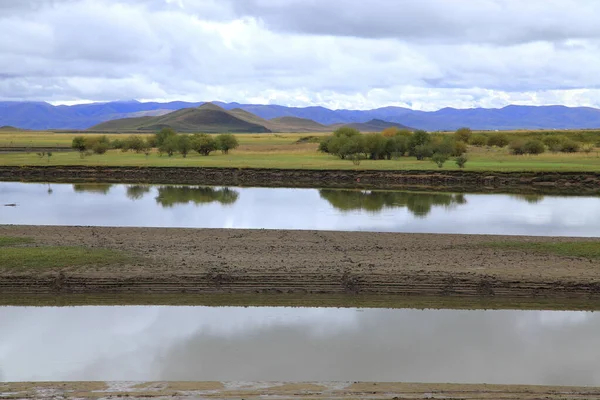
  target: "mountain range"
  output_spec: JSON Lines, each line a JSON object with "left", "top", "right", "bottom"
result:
{"left": 2, "top": 100, "right": 600, "bottom": 131}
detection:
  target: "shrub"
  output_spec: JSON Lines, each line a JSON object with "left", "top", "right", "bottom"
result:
{"left": 123, "top": 135, "right": 147, "bottom": 153}
{"left": 509, "top": 140, "right": 527, "bottom": 155}
{"left": 146, "top": 135, "right": 158, "bottom": 148}
{"left": 215, "top": 133, "right": 239, "bottom": 154}
{"left": 381, "top": 127, "right": 401, "bottom": 137}
{"left": 523, "top": 139, "right": 545, "bottom": 155}
{"left": 543, "top": 136, "right": 564, "bottom": 152}
{"left": 318, "top": 136, "right": 333, "bottom": 154}
{"left": 469, "top": 134, "right": 488, "bottom": 147}
{"left": 111, "top": 138, "right": 124, "bottom": 149}
{"left": 455, "top": 155, "right": 468, "bottom": 168}
{"left": 413, "top": 144, "right": 434, "bottom": 160}
{"left": 363, "top": 133, "right": 387, "bottom": 159}
{"left": 431, "top": 152, "right": 449, "bottom": 168}
{"left": 386, "top": 135, "right": 408, "bottom": 158}
{"left": 92, "top": 141, "right": 109, "bottom": 154}
{"left": 452, "top": 140, "right": 468, "bottom": 156}
{"left": 71, "top": 136, "right": 87, "bottom": 152}
{"left": 487, "top": 134, "right": 509, "bottom": 147}
{"left": 560, "top": 139, "right": 580, "bottom": 153}
{"left": 582, "top": 143, "right": 595, "bottom": 154}
{"left": 454, "top": 127, "right": 472, "bottom": 143}
{"left": 338, "top": 135, "right": 364, "bottom": 159}
{"left": 192, "top": 134, "right": 217, "bottom": 156}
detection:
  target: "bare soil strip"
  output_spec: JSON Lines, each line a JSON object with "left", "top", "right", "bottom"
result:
{"left": 2, "top": 165, "right": 600, "bottom": 194}
{"left": 2, "top": 381, "right": 599, "bottom": 399}
{"left": 1, "top": 226, "right": 600, "bottom": 306}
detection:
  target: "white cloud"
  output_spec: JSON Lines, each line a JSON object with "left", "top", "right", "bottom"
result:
{"left": 1, "top": 0, "right": 599, "bottom": 109}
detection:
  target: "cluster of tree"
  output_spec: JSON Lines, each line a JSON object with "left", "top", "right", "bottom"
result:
{"left": 155, "top": 186, "right": 239, "bottom": 207}
{"left": 71, "top": 128, "right": 239, "bottom": 158}
{"left": 319, "top": 126, "right": 469, "bottom": 168}
{"left": 466, "top": 131, "right": 596, "bottom": 154}
{"left": 319, "top": 189, "right": 467, "bottom": 217}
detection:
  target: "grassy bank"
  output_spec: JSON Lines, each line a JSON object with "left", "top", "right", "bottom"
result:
{"left": 1, "top": 130, "right": 600, "bottom": 172}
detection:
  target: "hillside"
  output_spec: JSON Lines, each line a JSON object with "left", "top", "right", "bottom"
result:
{"left": 90, "top": 103, "right": 271, "bottom": 133}
{"left": 334, "top": 119, "right": 414, "bottom": 132}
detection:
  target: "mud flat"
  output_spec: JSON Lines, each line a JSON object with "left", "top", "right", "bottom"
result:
{"left": 2, "top": 381, "right": 599, "bottom": 399}
{"left": 2, "top": 165, "right": 600, "bottom": 194}
{"left": 1, "top": 225, "right": 600, "bottom": 307}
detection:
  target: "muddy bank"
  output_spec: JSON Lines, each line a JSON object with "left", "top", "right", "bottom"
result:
{"left": 2, "top": 381, "right": 599, "bottom": 400}
{"left": 2, "top": 165, "right": 600, "bottom": 194}
{"left": 2, "top": 225, "right": 600, "bottom": 305}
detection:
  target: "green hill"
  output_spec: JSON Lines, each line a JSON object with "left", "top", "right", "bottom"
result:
{"left": 90, "top": 103, "right": 271, "bottom": 133}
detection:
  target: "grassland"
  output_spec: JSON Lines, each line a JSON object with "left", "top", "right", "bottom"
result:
{"left": 1, "top": 130, "right": 600, "bottom": 172}
{"left": 0, "top": 236, "right": 133, "bottom": 270}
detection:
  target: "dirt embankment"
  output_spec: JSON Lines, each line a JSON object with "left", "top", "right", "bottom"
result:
{"left": 3, "top": 381, "right": 599, "bottom": 400}
{"left": 1, "top": 165, "right": 600, "bottom": 194}
{"left": 1, "top": 226, "right": 600, "bottom": 302}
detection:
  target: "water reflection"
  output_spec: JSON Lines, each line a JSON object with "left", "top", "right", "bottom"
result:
{"left": 126, "top": 185, "right": 151, "bottom": 200}
{"left": 0, "top": 306, "right": 599, "bottom": 385}
{"left": 155, "top": 186, "right": 239, "bottom": 207}
{"left": 320, "top": 189, "right": 467, "bottom": 217}
{"left": 72, "top": 183, "right": 113, "bottom": 194}
{"left": 2, "top": 182, "right": 600, "bottom": 236}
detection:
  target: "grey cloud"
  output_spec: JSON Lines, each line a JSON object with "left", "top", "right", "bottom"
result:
{"left": 222, "top": 0, "right": 600, "bottom": 45}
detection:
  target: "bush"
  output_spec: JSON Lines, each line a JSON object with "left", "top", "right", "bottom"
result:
{"left": 338, "top": 135, "right": 364, "bottom": 159}
{"left": 509, "top": 140, "right": 526, "bottom": 155}
{"left": 543, "top": 136, "right": 564, "bottom": 152}
{"left": 123, "top": 135, "right": 147, "bottom": 153}
{"left": 560, "top": 139, "right": 580, "bottom": 153}
{"left": 487, "top": 134, "right": 509, "bottom": 148}
{"left": 215, "top": 133, "right": 239, "bottom": 154}
{"left": 386, "top": 135, "right": 408, "bottom": 158}
{"left": 92, "top": 141, "right": 109, "bottom": 154}
{"left": 455, "top": 155, "right": 468, "bottom": 168}
{"left": 71, "top": 136, "right": 87, "bottom": 152}
{"left": 111, "top": 138, "right": 124, "bottom": 149}
{"left": 192, "top": 134, "right": 217, "bottom": 156}
{"left": 381, "top": 127, "right": 401, "bottom": 137}
{"left": 469, "top": 134, "right": 488, "bottom": 147}
{"left": 145, "top": 135, "right": 158, "bottom": 148}
{"left": 523, "top": 139, "right": 545, "bottom": 155}
{"left": 363, "top": 133, "right": 387, "bottom": 159}
{"left": 318, "top": 136, "right": 333, "bottom": 154}
{"left": 431, "top": 152, "right": 449, "bottom": 168}
{"left": 413, "top": 144, "right": 434, "bottom": 160}
{"left": 452, "top": 140, "right": 468, "bottom": 156}
{"left": 454, "top": 127, "right": 472, "bottom": 143}
{"left": 582, "top": 143, "right": 595, "bottom": 154}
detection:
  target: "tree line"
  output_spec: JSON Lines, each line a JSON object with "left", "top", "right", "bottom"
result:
{"left": 319, "top": 126, "right": 470, "bottom": 168}
{"left": 72, "top": 128, "right": 239, "bottom": 158}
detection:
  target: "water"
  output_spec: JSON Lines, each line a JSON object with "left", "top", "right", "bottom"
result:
{"left": 1, "top": 182, "right": 600, "bottom": 236}
{"left": 1, "top": 306, "right": 599, "bottom": 385}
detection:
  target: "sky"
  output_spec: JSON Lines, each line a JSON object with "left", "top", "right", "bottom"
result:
{"left": 1, "top": 0, "right": 600, "bottom": 110}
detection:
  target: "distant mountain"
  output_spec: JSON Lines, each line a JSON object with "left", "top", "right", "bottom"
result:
{"left": 3, "top": 100, "right": 600, "bottom": 131}
{"left": 334, "top": 119, "right": 414, "bottom": 132}
{"left": 91, "top": 103, "right": 271, "bottom": 133}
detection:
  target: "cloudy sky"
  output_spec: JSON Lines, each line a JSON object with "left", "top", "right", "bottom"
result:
{"left": 2, "top": 0, "right": 600, "bottom": 110}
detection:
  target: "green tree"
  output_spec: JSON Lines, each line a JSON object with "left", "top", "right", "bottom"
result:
{"left": 71, "top": 136, "right": 87, "bottom": 153}
{"left": 215, "top": 134, "right": 239, "bottom": 154}
{"left": 155, "top": 127, "right": 177, "bottom": 147}
{"left": 177, "top": 135, "right": 192, "bottom": 158}
{"left": 192, "top": 134, "right": 217, "bottom": 156}
{"left": 333, "top": 126, "right": 361, "bottom": 138}
{"left": 159, "top": 136, "right": 178, "bottom": 157}
{"left": 363, "top": 133, "right": 387, "bottom": 159}
{"left": 455, "top": 154, "right": 468, "bottom": 168}
{"left": 408, "top": 130, "right": 431, "bottom": 157}
{"left": 469, "top": 134, "right": 488, "bottom": 146}
{"left": 523, "top": 139, "right": 545, "bottom": 155}
{"left": 123, "top": 135, "right": 147, "bottom": 153}
{"left": 92, "top": 141, "right": 109, "bottom": 154}
{"left": 487, "top": 133, "right": 510, "bottom": 148}
{"left": 431, "top": 152, "right": 449, "bottom": 168}
{"left": 454, "top": 127, "right": 472, "bottom": 143}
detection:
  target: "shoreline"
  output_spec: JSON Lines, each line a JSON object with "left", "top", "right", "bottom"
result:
{"left": 2, "top": 381, "right": 599, "bottom": 399}
{"left": 2, "top": 226, "right": 600, "bottom": 307}
{"left": 2, "top": 165, "right": 600, "bottom": 194}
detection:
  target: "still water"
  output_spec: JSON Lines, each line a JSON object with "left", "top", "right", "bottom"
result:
{"left": 1, "top": 182, "right": 600, "bottom": 236}
{"left": 1, "top": 306, "right": 599, "bottom": 385}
